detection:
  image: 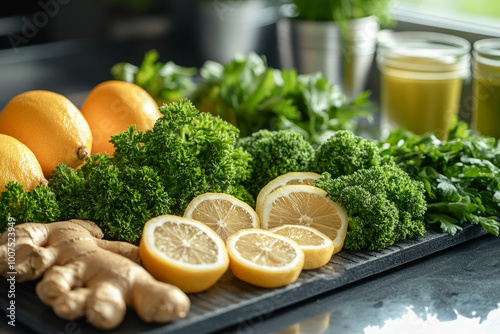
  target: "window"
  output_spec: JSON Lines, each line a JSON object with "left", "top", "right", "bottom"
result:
{"left": 393, "top": 0, "right": 500, "bottom": 37}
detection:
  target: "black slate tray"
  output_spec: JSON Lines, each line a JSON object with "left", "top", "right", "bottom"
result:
{"left": 0, "top": 224, "right": 488, "bottom": 334}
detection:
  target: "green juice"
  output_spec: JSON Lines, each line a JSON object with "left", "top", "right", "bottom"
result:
{"left": 380, "top": 58, "right": 463, "bottom": 140}
{"left": 473, "top": 63, "right": 500, "bottom": 139}
{"left": 377, "top": 32, "right": 470, "bottom": 140}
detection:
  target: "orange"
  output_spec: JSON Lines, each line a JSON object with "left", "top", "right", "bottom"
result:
{"left": 80, "top": 80, "right": 162, "bottom": 155}
{"left": 0, "top": 90, "right": 92, "bottom": 178}
{"left": 140, "top": 215, "right": 229, "bottom": 293}
{"left": 0, "top": 134, "right": 47, "bottom": 192}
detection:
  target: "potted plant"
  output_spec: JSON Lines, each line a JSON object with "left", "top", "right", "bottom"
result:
{"left": 277, "top": 0, "right": 393, "bottom": 100}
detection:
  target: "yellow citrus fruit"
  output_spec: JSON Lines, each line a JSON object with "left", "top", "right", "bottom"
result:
{"left": 256, "top": 172, "right": 321, "bottom": 219}
{"left": 261, "top": 185, "right": 348, "bottom": 251}
{"left": 226, "top": 229, "right": 304, "bottom": 288}
{"left": 269, "top": 225, "right": 334, "bottom": 270}
{"left": 184, "top": 193, "right": 260, "bottom": 241}
{"left": 0, "top": 134, "right": 47, "bottom": 192}
{"left": 139, "top": 215, "right": 229, "bottom": 293}
{"left": 0, "top": 90, "right": 92, "bottom": 178}
{"left": 80, "top": 80, "right": 162, "bottom": 155}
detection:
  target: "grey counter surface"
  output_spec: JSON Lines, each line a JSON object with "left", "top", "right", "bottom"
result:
{"left": 1, "top": 40, "right": 499, "bottom": 334}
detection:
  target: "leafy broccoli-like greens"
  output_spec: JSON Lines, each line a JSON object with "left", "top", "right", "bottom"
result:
{"left": 312, "top": 130, "right": 382, "bottom": 177}
{"left": 237, "top": 129, "right": 315, "bottom": 197}
{"left": 111, "top": 99, "right": 252, "bottom": 213}
{"left": 380, "top": 122, "right": 500, "bottom": 236}
{"left": 50, "top": 159, "right": 172, "bottom": 243}
{"left": 316, "top": 165, "right": 427, "bottom": 250}
{"left": 0, "top": 182, "right": 60, "bottom": 232}
{"left": 47, "top": 99, "right": 253, "bottom": 243}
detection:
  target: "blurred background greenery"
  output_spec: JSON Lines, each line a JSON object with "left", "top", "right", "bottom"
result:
{"left": 400, "top": 0, "right": 500, "bottom": 16}
{"left": 397, "top": 0, "right": 500, "bottom": 25}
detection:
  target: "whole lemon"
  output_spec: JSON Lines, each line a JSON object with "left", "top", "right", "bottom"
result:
{"left": 80, "top": 80, "right": 162, "bottom": 155}
{"left": 0, "top": 91, "right": 92, "bottom": 178}
{"left": 0, "top": 134, "right": 47, "bottom": 192}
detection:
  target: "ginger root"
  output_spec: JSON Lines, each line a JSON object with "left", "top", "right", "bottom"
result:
{"left": 0, "top": 220, "right": 190, "bottom": 330}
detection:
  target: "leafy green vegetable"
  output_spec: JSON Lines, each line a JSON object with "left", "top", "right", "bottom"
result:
{"left": 237, "top": 129, "right": 315, "bottom": 197}
{"left": 1, "top": 100, "right": 253, "bottom": 242}
{"left": 312, "top": 129, "right": 382, "bottom": 178}
{"left": 316, "top": 165, "right": 427, "bottom": 250}
{"left": 111, "top": 99, "right": 252, "bottom": 213}
{"left": 0, "top": 182, "right": 60, "bottom": 232}
{"left": 380, "top": 122, "right": 500, "bottom": 236}
{"left": 111, "top": 49, "right": 196, "bottom": 104}
{"left": 47, "top": 99, "right": 253, "bottom": 243}
{"left": 276, "top": 73, "right": 374, "bottom": 146}
{"left": 192, "top": 53, "right": 301, "bottom": 138}
{"left": 50, "top": 160, "right": 172, "bottom": 243}
{"left": 112, "top": 51, "right": 374, "bottom": 145}
{"left": 191, "top": 53, "right": 373, "bottom": 145}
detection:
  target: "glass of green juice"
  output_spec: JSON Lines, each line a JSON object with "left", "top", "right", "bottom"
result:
{"left": 473, "top": 38, "right": 500, "bottom": 139}
{"left": 377, "top": 31, "right": 471, "bottom": 140}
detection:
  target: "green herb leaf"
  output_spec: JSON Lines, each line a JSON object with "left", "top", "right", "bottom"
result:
{"left": 380, "top": 121, "right": 500, "bottom": 235}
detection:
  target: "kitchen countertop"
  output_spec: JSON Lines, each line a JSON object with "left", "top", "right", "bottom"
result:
{"left": 1, "top": 40, "right": 499, "bottom": 334}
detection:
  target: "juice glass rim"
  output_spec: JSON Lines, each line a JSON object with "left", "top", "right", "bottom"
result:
{"left": 378, "top": 31, "right": 470, "bottom": 57}
{"left": 377, "top": 31, "right": 471, "bottom": 73}
{"left": 473, "top": 38, "right": 500, "bottom": 67}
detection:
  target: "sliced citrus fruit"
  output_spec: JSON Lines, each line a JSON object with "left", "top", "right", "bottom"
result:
{"left": 255, "top": 172, "right": 321, "bottom": 219}
{"left": 261, "top": 185, "right": 348, "bottom": 251}
{"left": 139, "top": 215, "right": 229, "bottom": 293}
{"left": 184, "top": 193, "right": 260, "bottom": 241}
{"left": 269, "top": 225, "right": 334, "bottom": 270}
{"left": 226, "top": 229, "right": 304, "bottom": 288}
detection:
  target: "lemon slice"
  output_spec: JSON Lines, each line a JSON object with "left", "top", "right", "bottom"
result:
{"left": 256, "top": 172, "right": 321, "bottom": 219}
{"left": 139, "top": 215, "right": 229, "bottom": 293}
{"left": 226, "top": 229, "right": 305, "bottom": 288}
{"left": 261, "top": 185, "right": 348, "bottom": 251}
{"left": 269, "top": 225, "right": 334, "bottom": 270}
{"left": 184, "top": 193, "right": 260, "bottom": 241}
